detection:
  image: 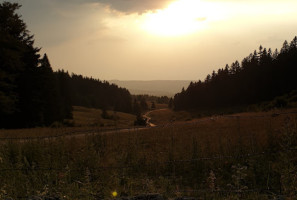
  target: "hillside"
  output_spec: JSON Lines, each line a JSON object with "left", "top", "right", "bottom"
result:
{"left": 72, "top": 106, "right": 135, "bottom": 128}
{"left": 109, "top": 80, "right": 192, "bottom": 97}
{"left": 174, "top": 37, "right": 297, "bottom": 112}
{"left": 1, "top": 2, "right": 297, "bottom": 200}
{"left": 1, "top": 108, "right": 296, "bottom": 199}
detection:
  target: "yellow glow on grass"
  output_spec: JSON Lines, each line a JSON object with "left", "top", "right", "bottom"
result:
{"left": 112, "top": 191, "right": 118, "bottom": 197}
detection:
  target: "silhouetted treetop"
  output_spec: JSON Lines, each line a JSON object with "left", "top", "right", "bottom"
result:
{"left": 174, "top": 36, "right": 297, "bottom": 111}
{"left": 0, "top": 2, "right": 132, "bottom": 128}
{"left": 55, "top": 71, "right": 132, "bottom": 114}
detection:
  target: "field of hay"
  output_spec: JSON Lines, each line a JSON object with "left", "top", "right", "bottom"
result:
{"left": 72, "top": 106, "right": 136, "bottom": 128}
{"left": 0, "top": 108, "right": 296, "bottom": 199}
{"left": 147, "top": 108, "right": 193, "bottom": 126}
{"left": 0, "top": 106, "right": 136, "bottom": 139}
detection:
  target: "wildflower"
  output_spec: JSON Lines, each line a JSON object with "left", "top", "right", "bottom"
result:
{"left": 112, "top": 191, "right": 118, "bottom": 197}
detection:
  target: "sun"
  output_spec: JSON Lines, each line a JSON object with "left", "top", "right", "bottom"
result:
{"left": 142, "top": 0, "right": 221, "bottom": 36}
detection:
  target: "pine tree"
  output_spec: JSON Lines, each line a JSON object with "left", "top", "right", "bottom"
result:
{"left": 151, "top": 101, "right": 156, "bottom": 110}
{"left": 37, "top": 54, "right": 61, "bottom": 125}
{"left": 133, "top": 99, "right": 141, "bottom": 115}
{"left": 140, "top": 97, "right": 148, "bottom": 111}
{"left": 168, "top": 98, "right": 173, "bottom": 109}
{"left": 173, "top": 36, "right": 297, "bottom": 111}
{"left": 281, "top": 40, "right": 289, "bottom": 54}
{"left": 0, "top": 2, "right": 40, "bottom": 127}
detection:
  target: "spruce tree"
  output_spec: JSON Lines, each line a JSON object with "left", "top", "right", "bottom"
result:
{"left": 0, "top": 2, "right": 40, "bottom": 127}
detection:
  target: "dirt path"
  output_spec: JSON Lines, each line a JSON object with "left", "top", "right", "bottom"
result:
{"left": 2, "top": 109, "right": 297, "bottom": 142}
{"left": 0, "top": 126, "right": 151, "bottom": 142}
{"left": 143, "top": 109, "right": 168, "bottom": 127}
{"left": 0, "top": 111, "right": 168, "bottom": 142}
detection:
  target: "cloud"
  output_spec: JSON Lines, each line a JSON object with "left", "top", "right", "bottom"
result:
{"left": 95, "top": 0, "right": 174, "bottom": 14}
{"left": 90, "top": 0, "right": 297, "bottom": 15}
{"left": 37, "top": 0, "right": 174, "bottom": 14}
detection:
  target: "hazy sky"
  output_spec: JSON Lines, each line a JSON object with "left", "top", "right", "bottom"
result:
{"left": 11, "top": 0, "right": 297, "bottom": 80}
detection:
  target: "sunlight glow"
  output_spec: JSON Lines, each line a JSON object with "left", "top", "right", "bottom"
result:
{"left": 142, "top": 0, "right": 224, "bottom": 36}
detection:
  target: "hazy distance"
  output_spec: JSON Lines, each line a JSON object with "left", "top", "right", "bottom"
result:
{"left": 109, "top": 80, "right": 192, "bottom": 97}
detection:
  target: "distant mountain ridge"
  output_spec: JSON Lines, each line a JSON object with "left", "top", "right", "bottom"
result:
{"left": 109, "top": 80, "right": 193, "bottom": 97}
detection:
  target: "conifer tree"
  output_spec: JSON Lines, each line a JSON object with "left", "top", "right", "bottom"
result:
{"left": 174, "top": 36, "right": 297, "bottom": 111}
{"left": 0, "top": 2, "right": 40, "bottom": 127}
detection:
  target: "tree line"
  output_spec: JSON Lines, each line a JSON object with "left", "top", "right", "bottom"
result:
{"left": 174, "top": 36, "right": 297, "bottom": 111}
{"left": 0, "top": 2, "right": 132, "bottom": 128}
{"left": 57, "top": 70, "right": 132, "bottom": 114}
{"left": 132, "top": 94, "right": 170, "bottom": 105}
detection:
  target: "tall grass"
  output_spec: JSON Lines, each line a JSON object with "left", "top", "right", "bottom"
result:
{"left": 0, "top": 112, "right": 296, "bottom": 199}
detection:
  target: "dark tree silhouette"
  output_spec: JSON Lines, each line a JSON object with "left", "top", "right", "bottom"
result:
{"left": 0, "top": 2, "right": 40, "bottom": 127}
{"left": 0, "top": 2, "right": 132, "bottom": 128}
{"left": 151, "top": 101, "right": 156, "bottom": 110}
{"left": 174, "top": 36, "right": 297, "bottom": 112}
{"left": 58, "top": 72, "right": 132, "bottom": 113}
{"left": 168, "top": 98, "right": 173, "bottom": 109}
{"left": 132, "top": 95, "right": 170, "bottom": 104}
{"left": 140, "top": 97, "right": 148, "bottom": 111}
{"left": 132, "top": 99, "right": 141, "bottom": 115}
{"left": 37, "top": 54, "right": 73, "bottom": 125}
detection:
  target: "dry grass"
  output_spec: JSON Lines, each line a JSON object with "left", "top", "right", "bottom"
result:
{"left": 155, "top": 103, "right": 169, "bottom": 109}
{"left": 140, "top": 108, "right": 297, "bottom": 159}
{"left": 147, "top": 108, "right": 192, "bottom": 125}
{"left": 73, "top": 106, "right": 135, "bottom": 127}
{"left": 0, "top": 126, "right": 99, "bottom": 139}
{"left": 0, "top": 108, "right": 296, "bottom": 199}
{"left": 71, "top": 107, "right": 297, "bottom": 167}
{"left": 0, "top": 106, "right": 136, "bottom": 139}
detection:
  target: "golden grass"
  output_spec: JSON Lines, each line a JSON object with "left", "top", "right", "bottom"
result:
{"left": 0, "top": 106, "right": 136, "bottom": 139}
{"left": 137, "top": 108, "right": 297, "bottom": 159}
{"left": 155, "top": 103, "right": 169, "bottom": 109}
{"left": 73, "top": 106, "right": 135, "bottom": 127}
{"left": 147, "top": 108, "right": 193, "bottom": 125}
{"left": 1, "top": 107, "right": 296, "bottom": 146}
{"left": 1, "top": 108, "right": 296, "bottom": 199}
{"left": 0, "top": 126, "right": 99, "bottom": 139}
{"left": 78, "top": 108, "right": 297, "bottom": 164}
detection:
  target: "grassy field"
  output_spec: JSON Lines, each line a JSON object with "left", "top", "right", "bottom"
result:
{"left": 72, "top": 106, "right": 136, "bottom": 128}
{"left": 0, "top": 106, "right": 136, "bottom": 139}
{"left": 155, "top": 103, "right": 170, "bottom": 109}
{"left": 0, "top": 108, "right": 296, "bottom": 199}
{"left": 147, "top": 108, "right": 193, "bottom": 126}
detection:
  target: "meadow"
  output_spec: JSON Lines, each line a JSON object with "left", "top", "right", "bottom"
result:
{"left": 0, "top": 106, "right": 136, "bottom": 140}
{"left": 0, "top": 108, "right": 296, "bottom": 200}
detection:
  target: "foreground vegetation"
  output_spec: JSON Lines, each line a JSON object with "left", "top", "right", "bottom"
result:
{"left": 1, "top": 2, "right": 297, "bottom": 200}
{"left": 0, "top": 109, "right": 296, "bottom": 199}
{"left": 0, "top": 106, "right": 136, "bottom": 139}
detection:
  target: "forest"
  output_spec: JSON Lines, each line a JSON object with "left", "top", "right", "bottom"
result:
{"left": 174, "top": 37, "right": 297, "bottom": 112}
{"left": 1, "top": 2, "right": 297, "bottom": 200}
{"left": 0, "top": 2, "right": 132, "bottom": 128}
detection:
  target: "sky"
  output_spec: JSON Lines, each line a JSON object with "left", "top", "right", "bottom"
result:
{"left": 9, "top": 0, "right": 297, "bottom": 80}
